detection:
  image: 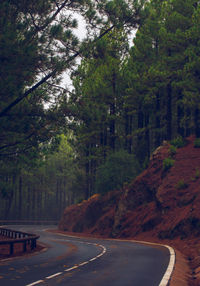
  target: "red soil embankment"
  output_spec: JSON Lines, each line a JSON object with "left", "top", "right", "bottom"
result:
{"left": 59, "top": 136, "right": 200, "bottom": 285}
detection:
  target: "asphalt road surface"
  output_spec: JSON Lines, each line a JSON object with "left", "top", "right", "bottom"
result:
{"left": 0, "top": 225, "right": 170, "bottom": 286}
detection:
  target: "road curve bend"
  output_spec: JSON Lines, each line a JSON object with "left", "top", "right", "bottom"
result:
{"left": 0, "top": 225, "right": 174, "bottom": 286}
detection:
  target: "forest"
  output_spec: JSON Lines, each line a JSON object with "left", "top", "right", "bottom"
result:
{"left": 0, "top": 0, "right": 200, "bottom": 220}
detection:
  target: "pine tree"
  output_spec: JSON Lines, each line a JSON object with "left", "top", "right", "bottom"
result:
{"left": 181, "top": 1, "right": 200, "bottom": 136}
{"left": 69, "top": 28, "right": 129, "bottom": 198}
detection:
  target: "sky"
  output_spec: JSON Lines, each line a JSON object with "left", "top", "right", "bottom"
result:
{"left": 61, "top": 13, "right": 137, "bottom": 90}
{"left": 61, "top": 14, "right": 86, "bottom": 89}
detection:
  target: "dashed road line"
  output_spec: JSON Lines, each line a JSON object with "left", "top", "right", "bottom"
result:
{"left": 64, "top": 265, "right": 79, "bottom": 272}
{"left": 26, "top": 238, "right": 106, "bottom": 286}
{"left": 46, "top": 272, "right": 62, "bottom": 279}
{"left": 26, "top": 280, "right": 44, "bottom": 286}
{"left": 78, "top": 261, "right": 89, "bottom": 266}
{"left": 89, "top": 257, "right": 96, "bottom": 262}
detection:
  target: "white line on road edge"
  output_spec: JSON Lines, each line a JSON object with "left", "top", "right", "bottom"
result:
{"left": 158, "top": 245, "right": 175, "bottom": 286}
{"left": 131, "top": 240, "right": 176, "bottom": 286}
{"left": 104, "top": 237, "right": 176, "bottom": 286}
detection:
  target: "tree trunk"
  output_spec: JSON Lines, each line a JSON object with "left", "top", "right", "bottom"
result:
{"left": 109, "top": 72, "right": 116, "bottom": 151}
{"left": 125, "top": 110, "right": 133, "bottom": 154}
{"left": 155, "top": 92, "right": 161, "bottom": 147}
{"left": 18, "top": 175, "right": 22, "bottom": 219}
{"left": 195, "top": 108, "right": 200, "bottom": 137}
{"left": 145, "top": 112, "right": 150, "bottom": 158}
{"left": 27, "top": 185, "right": 31, "bottom": 220}
{"left": 166, "top": 83, "right": 172, "bottom": 140}
{"left": 185, "top": 108, "right": 191, "bottom": 137}
{"left": 177, "top": 104, "right": 184, "bottom": 137}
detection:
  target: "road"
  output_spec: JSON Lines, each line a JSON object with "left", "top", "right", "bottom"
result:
{"left": 0, "top": 225, "right": 170, "bottom": 286}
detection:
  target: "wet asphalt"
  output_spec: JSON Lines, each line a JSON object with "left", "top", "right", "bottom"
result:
{"left": 0, "top": 225, "right": 169, "bottom": 286}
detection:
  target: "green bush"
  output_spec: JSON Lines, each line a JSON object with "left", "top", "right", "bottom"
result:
{"left": 175, "top": 179, "right": 188, "bottom": 190}
{"left": 191, "top": 168, "right": 200, "bottom": 181}
{"left": 194, "top": 138, "right": 200, "bottom": 148}
{"left": 170, "top": 136, "right": 186, "bottom": 148}
{"left": 163, "top": 157, "right": 175, "bottom": 171}
{"left": 169, "top": 145, "right": 177, "bottom": 156}
{"left": 195, "top": 168, "right": 200, "bottom": 179}
{"left": 95, "top": 150, "right": 141, "bottom": 195}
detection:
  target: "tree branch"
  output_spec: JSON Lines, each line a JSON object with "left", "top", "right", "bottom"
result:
{"left": 28, "top": 0, "right": 70, "bottom": 41}
{"left": 0, "top": 133, "right": 35, "bottom": 151}
{"left": 0, "top": 25, "right": 116, "bottom": 118}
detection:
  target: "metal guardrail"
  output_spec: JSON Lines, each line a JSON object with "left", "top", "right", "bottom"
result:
{"left": 0, "top": 227, "right": 40, "bottom": 255}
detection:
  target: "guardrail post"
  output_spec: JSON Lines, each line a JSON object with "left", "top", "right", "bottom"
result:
{"left": 23, "top": 241, "right": 27, "bottom": 252}
{"left": 31, "top": 239, "right": 36, "bottom": 250}
{"left": 10, "top": 242, "right": 14, "bottom": 255}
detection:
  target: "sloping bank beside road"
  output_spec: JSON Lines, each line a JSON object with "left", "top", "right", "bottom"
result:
{"left": 59, "top": 136, "right": 200, "bottom": 286}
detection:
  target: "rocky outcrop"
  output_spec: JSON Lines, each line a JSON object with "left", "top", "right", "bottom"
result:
{"left": 59, "top": 191, "right": 121, "bottom": 237}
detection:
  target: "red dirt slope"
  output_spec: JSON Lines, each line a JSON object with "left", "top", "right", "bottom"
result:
{"left": 59, "top": 135, "right": 200, "bottom": 285}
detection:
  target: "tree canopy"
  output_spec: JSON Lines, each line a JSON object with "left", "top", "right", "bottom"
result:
{"left": 1, "top": 0, "right": 200, "bottom": 220}
{"left": 0, "top": 0, "right": 143, "bottom": 159}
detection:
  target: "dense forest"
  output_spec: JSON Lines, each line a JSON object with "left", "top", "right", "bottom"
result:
{"left": 0, "top": 0, "right": 200, "bottom": 220}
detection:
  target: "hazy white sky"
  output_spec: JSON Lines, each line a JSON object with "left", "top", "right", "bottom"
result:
{"left": 61, "top": 13, "right": 136, "bottom": 90}
{"left": 61, "top": 14, "right": 86, "bottom": 89}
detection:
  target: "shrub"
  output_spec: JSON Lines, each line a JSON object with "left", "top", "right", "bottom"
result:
{"left": 195, "top": 168, "right": 200, "bottom": 179}
{"left": 163, "top": 157, "right": 175, "bottom": 171}
{"left": 175, "top": 179, "right": 188, "bottom": 190}
{"left": 194, "top": 138, "right": 200, "bottom": 148}
{"left": 191, "top": 168, "right": 200, "bottom": 181}
{"left": 169, "top": 145, "right": 177, "bottom": 156}
{"left": 170, "top": 136, "right": 186, "bottom": 148}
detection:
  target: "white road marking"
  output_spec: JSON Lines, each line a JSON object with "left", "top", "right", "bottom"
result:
{"left": 26, "top": 235, "right": 107, "bottom": 286}
{"left": 158, "top": 245, "right": 175, "bottom": 286}
{"left": 64, "top": 265, "right": 79, "bottom": 272}
{"left": 89, "top": 257, "right": 97, "bottom": 262}
{"left": 26, "top": 280, "right": 44, "bottom": 286}
{"left": 79, "top": 261, "right": 89, "bottom": 266}
{"left": 46, "top": 272, "right": 62, "bottom": 279}
{"left": 117, "top": 238, "right": 176, "bottom": 286}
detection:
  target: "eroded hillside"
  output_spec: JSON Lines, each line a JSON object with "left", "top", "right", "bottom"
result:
{"left": 59, "top": 135, "right": 200, "bottom": 285}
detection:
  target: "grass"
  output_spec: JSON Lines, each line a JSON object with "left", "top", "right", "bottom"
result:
{"left": 170, "top": 136, "right": 186, "bottom": 148}
{"left": 194, "top": 138, "right": 200, "bottom": 148}
{"left": 169, "top": 145, "right": 177, "bottom": 156}
{"left": 191, "top": 168, "right": 200, "bottom": 181}
{"left": 175, "top": 179, "right": 188, "bottom": 190}
{"left": 163, "top": 157, "right": 175, "bottom": 172}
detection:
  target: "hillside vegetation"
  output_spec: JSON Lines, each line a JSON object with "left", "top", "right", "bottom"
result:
{"left": 59, "top": 135, "right": 200, "bottom": 286}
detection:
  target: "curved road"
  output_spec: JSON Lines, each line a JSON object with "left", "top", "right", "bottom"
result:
{"left": 0, "top": 225, "right": 170, "bottom": 286}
